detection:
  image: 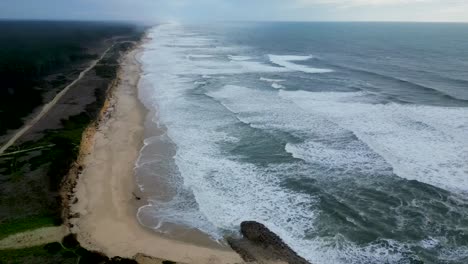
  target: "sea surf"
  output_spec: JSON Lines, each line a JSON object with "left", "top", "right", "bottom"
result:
{"left": 136, "top": 22, "right": 468, "bottom": 264}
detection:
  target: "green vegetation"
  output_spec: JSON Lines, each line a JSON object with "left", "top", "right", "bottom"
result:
{"left": 0, "top": 21, "right": 146, "bottom": 262}
{"left": 0, "top": 37, "right": 142, "bottom": 229}
{"left": 0, "top": 112, "right": 93, "bottom": 229}
{"left": 95, "top": 41, "right": 135, "bottom": 79}
{"left": 0, "top": 245, "right": 75, "bottom": 264}
{"left": 0, "top": 21, "right": 143, "bottom": 134}
{"left": 95, "top": 65, "right": 118, "bottom": 79}
{"left": 0, "top": 215, "right": 57, "bottom": 240}
{"left": 0, "top": 234, "right": 138, "bottom": 264}
{"left": 38, "top": 113, "right": 91, "bottom": 191}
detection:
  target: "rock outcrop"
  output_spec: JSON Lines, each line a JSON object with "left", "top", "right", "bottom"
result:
{"left": 227, "top": 221, "right": 310, "bottom": 264}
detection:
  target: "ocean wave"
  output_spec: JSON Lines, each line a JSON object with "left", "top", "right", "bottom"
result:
{"left": 137, "top": 24, "right": 468, "bottom": 264}
{"left": 260, "top": 77, "right": 286, "bottom": 82}
{"left": 269, "top": 54, "right": 334, "bottom": 74}
{"left": 316, "top": 60, "right": 468, "bottom": 104}
{"left": 280, "top": 89, "right": 468, "bottom": 194}
{"left": 228, "top": 55, "right": 252, "bottom": 61}
{"left": 206, "top": 84, "right": 468, "bottom": 263}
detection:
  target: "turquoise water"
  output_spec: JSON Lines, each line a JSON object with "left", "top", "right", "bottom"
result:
{"left": 137, "top": 22, "right": 468, "bottom": 263}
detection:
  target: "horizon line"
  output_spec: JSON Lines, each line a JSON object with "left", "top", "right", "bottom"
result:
{"left": 1, "top": 17, "right": 467, "bottom": 24}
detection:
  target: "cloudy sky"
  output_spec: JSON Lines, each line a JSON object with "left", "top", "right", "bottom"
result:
{"left": 1, "top": 0, "right": 467, "bottom": 22}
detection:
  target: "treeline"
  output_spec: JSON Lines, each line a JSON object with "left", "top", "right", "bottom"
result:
{"left": 0, "top": 29, "right": 144, "bottom": 244}
{"left": 0, "top": 21, "right": 143, "bottom": 135}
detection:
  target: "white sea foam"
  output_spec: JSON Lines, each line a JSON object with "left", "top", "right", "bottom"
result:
{"left": 187, "top": 54, "right": 214, "bottom": 59}
{"left": 260, "top": 77, "right": 286, "bottom": 82}
{"left": 168, "top": 37, "right": 213, "bottom": 47}
{"left": 280, "top": 90, "right": 468, "bottom": 193}
{"left": 140, "top": 25, "right": 328, "bottom": 263}
{"left": 206, "top": 85, "right": 424, "bottom": 263}
{"left": 228, "top": 55, "right": 252, "bottom": 61}
{"left": 259, "top": 77, "right": 286, "bottom": 89}
{"left": 271, "top": 83, "right": 285, "bottom": 89}
{"left": 140, "top": 25, "right": 319, "bottom": 250}
{"left": 137, "top": 24, "right": 468, "bottom": 264}
{"left": 143, "top": 29, "right": 288, "bottom": 76}
{"left": 420, "top": 237, "right": 440, "bottom": 249}
{"left": 208, "top": 85, "right": 393, "bottom": 177}
{"left": 274, "top": 55, "right": 314, "bottom": 61}
{"left": 269, "top": 55, "right": 334, "bottom": 73}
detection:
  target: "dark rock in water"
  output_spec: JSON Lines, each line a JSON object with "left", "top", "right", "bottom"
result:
{"left": 241, "top": 221, "right": 283, "bottom": 245}
{"left": 235, "top": 221, "right": 310, "bottom": 264}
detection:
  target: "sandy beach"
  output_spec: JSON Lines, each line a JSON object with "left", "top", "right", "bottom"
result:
{"left": 69, "top": 44, "right": 243, "bottom": 264}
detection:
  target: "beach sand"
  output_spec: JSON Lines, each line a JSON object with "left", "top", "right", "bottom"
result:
{"left": 69, "top": 45, "right": 243, "bottom": 264}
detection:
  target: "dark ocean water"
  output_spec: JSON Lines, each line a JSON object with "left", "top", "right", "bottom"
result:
{"left": 137, "top": 22, "right": 468, "bottom": 264}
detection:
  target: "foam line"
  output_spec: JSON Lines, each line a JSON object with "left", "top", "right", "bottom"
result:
{"left": 280, "top": 90, "right": 468, "bottom": 193}
{"left": 136, "top": 24, "right": 468, "bottom": 264}
{"left": 260, "top": 77, "right": 286, "bottom": 82}
{"left": 228, "top": 55, "right": 252, "bottom": 61}
{"left": 269, "top": 55, "right": 334, "bottom": 73}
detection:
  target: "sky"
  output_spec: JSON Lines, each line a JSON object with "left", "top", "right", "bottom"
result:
{"left": 1, "top": 0, "right": 467, "bottom": 22}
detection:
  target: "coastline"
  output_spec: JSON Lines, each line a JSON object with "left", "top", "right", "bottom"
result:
{"left": 68, "top": 42, "right": 243, "bottom": 263}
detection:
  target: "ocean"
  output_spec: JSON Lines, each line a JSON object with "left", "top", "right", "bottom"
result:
{"left": 136, "top": 22, "right": 468, "bottom": 264}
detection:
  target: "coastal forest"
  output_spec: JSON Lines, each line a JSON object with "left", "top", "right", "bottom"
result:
{"left": 0, "top": 21, "right": 139, "bottom": 134}
{"left": 0, "top": 20, "right": 145, "bottom": 263}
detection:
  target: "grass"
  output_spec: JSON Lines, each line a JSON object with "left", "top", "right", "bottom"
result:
{"left": 0, "top": 45, "right": 116, "bottom": 231}
{"left": 95, "top": 64, "right": 118, "bottom": 79}
{"left": 2, "top": 112, "right": 91, "bottom": 190}
{"left": 0, "top": 245, "right": 75, "bottom": 264}
{"left": 0, "top": 215, "right": 58, "bottom": 240}
{"left": 0, "top": 28, "right": 146, "bottom": 263}
{"left": 0, "top": 234, "right": 138, "bottom": 264}
{"left": 0, "top": 113, "right": 90, "bottom": 235}
{"left": 0, "top": 235, "right": 98, "bottom": 264}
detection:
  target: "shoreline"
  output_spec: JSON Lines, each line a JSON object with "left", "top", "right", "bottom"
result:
{"left": 68, "top": 42, "right": 243, "bottom": 263}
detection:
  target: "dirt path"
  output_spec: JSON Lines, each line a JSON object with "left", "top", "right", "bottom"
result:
{"left": 0, "top": 226, "right": 69, "bottom": 250}
{"left": 0, "top": 44, "right": 116, "bottom": 155}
